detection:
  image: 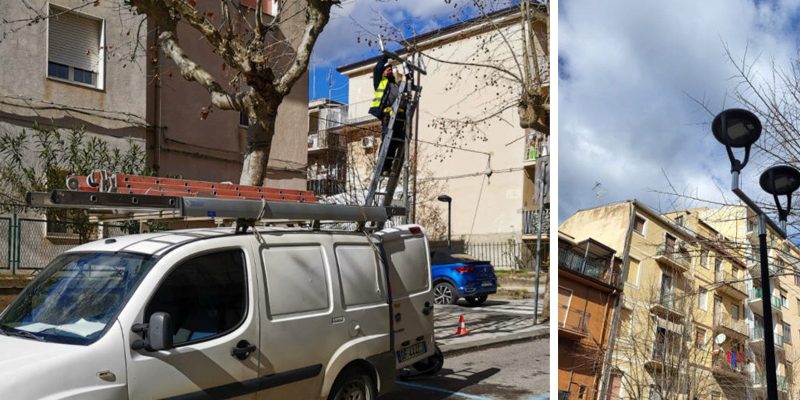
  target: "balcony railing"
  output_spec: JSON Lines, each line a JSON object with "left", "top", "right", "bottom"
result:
{"left": 752, "top": 328, "right": 785, "bottom": 348}
{"left": 715, "top": 270, "right": 747, "bottom": 296}
{"left": 650, "top": 292, "right": 687, "bottom": 317}
{"left": 558, "top": 247, "right": 614, "bottom": 284}
{"left": 558, "top": 305, "right": 590, "bottom": 337}
{"left": 712, "top": 353, "right": 747, "bottom": 375}
{"left": 714, "top": 314, "right": 748, "bottom": 337}
{"left": 655, "top": 244, "right": 690, "bottom": 270}
{"left": 753, "top": 373, "right": 789, "bottom": 391}
{"left": 523, "top": 208, "right": 549, "bottom": 236}
{"left": 749, "top": 288, "right": 783, "bottom": 309}
{"left": 524, "top": 129, "right": 549, "bottom": 162}
{"left": 307, "top": 130, "right": 347, "bottom": 151}
{"left": 307, "top": 177, "right": 346, "bottom": 197}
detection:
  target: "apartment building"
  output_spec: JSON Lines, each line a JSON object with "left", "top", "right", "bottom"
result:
{"left": 558, "top": 232, "right": 622, "bottom": 400}
{"left": 307, "top": 5, "right": 548, "bottom": 272}
{"left": 561, "top": 200, "right": 800, "bottom": 399}
{"left": 0, "top": 1, "right": 309, "bottom": 274}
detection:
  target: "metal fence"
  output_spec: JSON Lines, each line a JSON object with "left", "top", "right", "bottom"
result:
{"left": 464, "top": 241, "right": 543, "bottom": 271}
{"left": 2, "top": 215, "right": 132, "bottom": 274}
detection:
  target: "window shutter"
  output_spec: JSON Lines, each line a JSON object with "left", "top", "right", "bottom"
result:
{"left": 48, "top": 9, "right": 101, "bottom": 72}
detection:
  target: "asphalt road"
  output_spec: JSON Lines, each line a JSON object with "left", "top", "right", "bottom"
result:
{"left": 380, "top": 338, "right": 550, "bottom": 400}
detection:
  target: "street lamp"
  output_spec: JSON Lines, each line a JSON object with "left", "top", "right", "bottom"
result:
{"left": 712, "top": 108, "right": 800, "bottom": 400}
{"left": 437, "top": 195, "right": 452, "bottom": 250}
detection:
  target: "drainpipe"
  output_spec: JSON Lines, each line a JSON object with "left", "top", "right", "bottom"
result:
{"left": 598, "top": 200, "right": 636, "bottom": 399}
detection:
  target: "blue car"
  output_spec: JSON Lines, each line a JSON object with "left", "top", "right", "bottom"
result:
{"left": 430, "top": 251, "right": 497, "bottom": 306}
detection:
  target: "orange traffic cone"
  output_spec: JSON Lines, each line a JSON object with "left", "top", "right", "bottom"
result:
{"left": 454, "top": 315, "right": 469, "bottom": 335}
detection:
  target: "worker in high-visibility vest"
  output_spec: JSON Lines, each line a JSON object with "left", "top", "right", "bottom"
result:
{"left": 368, "top": 55, "right": 405, "bottom": 173}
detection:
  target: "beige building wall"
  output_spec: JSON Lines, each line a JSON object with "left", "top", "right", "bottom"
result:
{"left": 562, "top": 201, "right": 800, "bottom": 399}
{"left": 340, "top": 13, "right": 546, "bottom": 242}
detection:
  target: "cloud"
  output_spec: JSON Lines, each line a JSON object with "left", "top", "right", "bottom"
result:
{"left": 558, "top": 0, "right": 800, "bottom": 222}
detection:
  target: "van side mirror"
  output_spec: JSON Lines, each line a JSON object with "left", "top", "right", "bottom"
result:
{"left": 131, "top": 312, "right": 173, "bottom": 351}
{"left": 148, "top": 312, "right": 173, "bottom": 351}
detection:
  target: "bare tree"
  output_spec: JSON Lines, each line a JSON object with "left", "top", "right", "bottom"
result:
{"left": 364, "top": 0, "right": 549, "bottom": 150}
{"left": 2, "top": 0, "right": 337, "bottom": 186}
{"left": 129, "top": 0, "right": 335, "bottom": 185}
{"left": 612, "top": 275, "right": 720, "bottom": 400}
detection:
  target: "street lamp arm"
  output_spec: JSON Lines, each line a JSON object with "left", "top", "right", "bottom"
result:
{"left": 731, "top": 171, "right": 788, "bottom": 239}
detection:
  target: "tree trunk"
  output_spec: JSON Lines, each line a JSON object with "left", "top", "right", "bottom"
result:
{"left": 239, "top": 103, "right": 278, "bottom": 186}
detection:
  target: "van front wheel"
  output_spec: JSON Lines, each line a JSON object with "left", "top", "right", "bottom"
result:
{"left": 328, "top": 367, "right": 375, "bottom": 400}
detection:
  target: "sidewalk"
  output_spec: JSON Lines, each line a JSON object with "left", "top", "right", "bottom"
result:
{"left": 433, "top": 299, "right": 549, "bottom": 355}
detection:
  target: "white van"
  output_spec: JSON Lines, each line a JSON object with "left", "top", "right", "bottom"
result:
{"left": 0, "top": 224, "right": 440, "bottom": 399}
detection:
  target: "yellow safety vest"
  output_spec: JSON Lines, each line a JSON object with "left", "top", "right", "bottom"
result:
{"left": 369, "top": 78, "right": 404, "bottom": 117}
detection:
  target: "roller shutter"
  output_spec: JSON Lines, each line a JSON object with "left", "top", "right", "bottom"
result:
{"left": 48, "top": 8, "right": 101, "bottom": 72}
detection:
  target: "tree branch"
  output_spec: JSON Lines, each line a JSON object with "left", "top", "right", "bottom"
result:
{"left": 275, "top": 0, "right": 333, "bottom": 94}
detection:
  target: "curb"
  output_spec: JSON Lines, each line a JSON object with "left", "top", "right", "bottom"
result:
{"left": 438, "top": 325, "right": 549, "bottom": 356}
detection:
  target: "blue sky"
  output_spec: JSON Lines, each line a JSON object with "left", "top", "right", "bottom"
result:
{"left": 308, "top": 0, "right": 518, "bottom": 103}
{"left": 559, "top": 0, "right": 800, "bottom": 222}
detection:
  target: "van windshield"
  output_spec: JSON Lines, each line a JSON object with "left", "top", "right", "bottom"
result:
{"left": 0, "top": 252, "right": 155, "bottom": 345}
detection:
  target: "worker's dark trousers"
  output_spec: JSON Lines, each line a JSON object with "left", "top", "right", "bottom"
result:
{"left": 381, "top": 117, "right": 405, "bottom": 173}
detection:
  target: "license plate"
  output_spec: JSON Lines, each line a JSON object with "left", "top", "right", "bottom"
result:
{"left": 397, "top": 341, "right": 427, "bottom": 363}
{"left": 481, "top": 281, "right": 493, "bottom": 287}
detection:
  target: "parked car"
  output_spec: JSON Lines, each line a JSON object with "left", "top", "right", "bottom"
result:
{"left": 0, "top": 225, "right": 441, "bottom": 400}
{"left": 430, "top": 251, "right": 497, "bottom": 306}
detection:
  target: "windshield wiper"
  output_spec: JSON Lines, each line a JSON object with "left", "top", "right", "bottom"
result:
{"left": 1, "top": 325, "right": 45, "bottom": 342}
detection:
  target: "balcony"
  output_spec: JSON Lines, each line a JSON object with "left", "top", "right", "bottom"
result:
{"left": 649, "top": 292, "right": 686, "bottom": 320}
{"left": 558, "top": 305, "right": 590, "bottom": 340}
{"left": 711, "top": 353, "right": 747, "bottom": 378}
{"left": 523, "top": 208, "right": 550, "bottom": 237}
{"left": 749, "top": 288, "right": 783, "bottom": 318}
{"left": 750, "top": 328, "right": 786, "bottom": 357}
{"left": 644, "top": 347, "right": 683, "bottom": 372}
{"left": 307, "top": 177, "right": 346, "bottom": 197}
{"left": 714, "top": 270, "right": 747, "bottom": 300}
{"left": 524, "top": 132, "right": 549, "bottom": 163}
{"left": 749, "top": 261, "right": 780, "bottom": 286}
{"left": 752, "top": 373, "right": 789, "bottom": 396}
{"left": 558, "top": 247, "right": 616, "bottom": 285}
{"left": 713, "top": 314, "right": 748, "bottom": 340}
{"left": 654, "top": 244, "right": 690, "bottom": 273}
{"left": 307, "top": 130, "right": 347, "bottom": 152}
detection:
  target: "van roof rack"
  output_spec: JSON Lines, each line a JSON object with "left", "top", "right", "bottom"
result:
{"left": 25, "top": 171, "right": 405, "bottom": 228}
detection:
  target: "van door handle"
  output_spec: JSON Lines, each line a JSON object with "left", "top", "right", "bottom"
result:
{"left": 422, "top": 302, "right": 433, "bottom": 315}
{"left": 231, "top": 340, "right": 257, "bottom": 360}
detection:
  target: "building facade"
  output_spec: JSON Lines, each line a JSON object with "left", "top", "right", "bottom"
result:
{"left": 558, "top": 232, "right": 622, "bottom": 400}
{"left": 561, "top": 200, "right": 800, "bottom": 400}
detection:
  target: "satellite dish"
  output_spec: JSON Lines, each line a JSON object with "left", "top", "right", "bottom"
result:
{"left": 715, "top": 333, "right": 727, "bottom": 345}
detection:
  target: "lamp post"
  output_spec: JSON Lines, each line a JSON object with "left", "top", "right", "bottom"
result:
{"left": 712, "top": 108, "right": 800, "bottom": 400}
{"left": 437, "top": 195, "right": 452, "bottom": 250}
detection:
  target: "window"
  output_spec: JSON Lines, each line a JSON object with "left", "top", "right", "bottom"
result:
{"left": 698, "top": 288, "right": 708, "bottom": 311}
{"left": 675, "top": 215, "right": 684, "bottom": 227}
{"left": 335, "top": 246, "right": 385, "bottom": 307}
{"left": 239, "top": 111, "right": 249, "bottom": 127}
{"left": 48, "top": 6, "right": 104, "bottom": 88}
{"left": 784, "top": 323, "right": 792, "bottom": 344}
{"left": 795, "top": 273, "right": 800, "bottom": 286}
{"left": 714, "top": 257, "right": 722, "bottom": 273}
{"left": 695, "top": 327, "right": 706, "bottom": 349}
{"left": 633, "top": 215, "right": 646, "bottom": 235}
{"left": 700, "top": 249, "right": 709, "bottom": 269}
{"left": 731, "top": 304, "right": 739, "bottom": 320}
{"left": 145, "top": 250, "right": 246, "bottom": 346}
{"left": 782, "top": 290, "right": 788, "bottom": 309}
{"left": 797, "top": 298, "right": 800, "bottom": 317}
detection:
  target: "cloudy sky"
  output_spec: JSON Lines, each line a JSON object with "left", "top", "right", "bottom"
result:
{"left": 559, "top": 0, "right": 800, "bottom": 222}
{"left": 308, "top": 0, "right": 511, "bottom": 102}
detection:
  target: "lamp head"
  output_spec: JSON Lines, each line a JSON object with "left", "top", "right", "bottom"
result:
{"left": 760, "top": 165, "right": 800, "bottom": 196}
{"left": 437, "top": 194, "right": 452, "bottom": 203}
{"left": 712, "top": 108, "right": 762, "bottom": 148}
